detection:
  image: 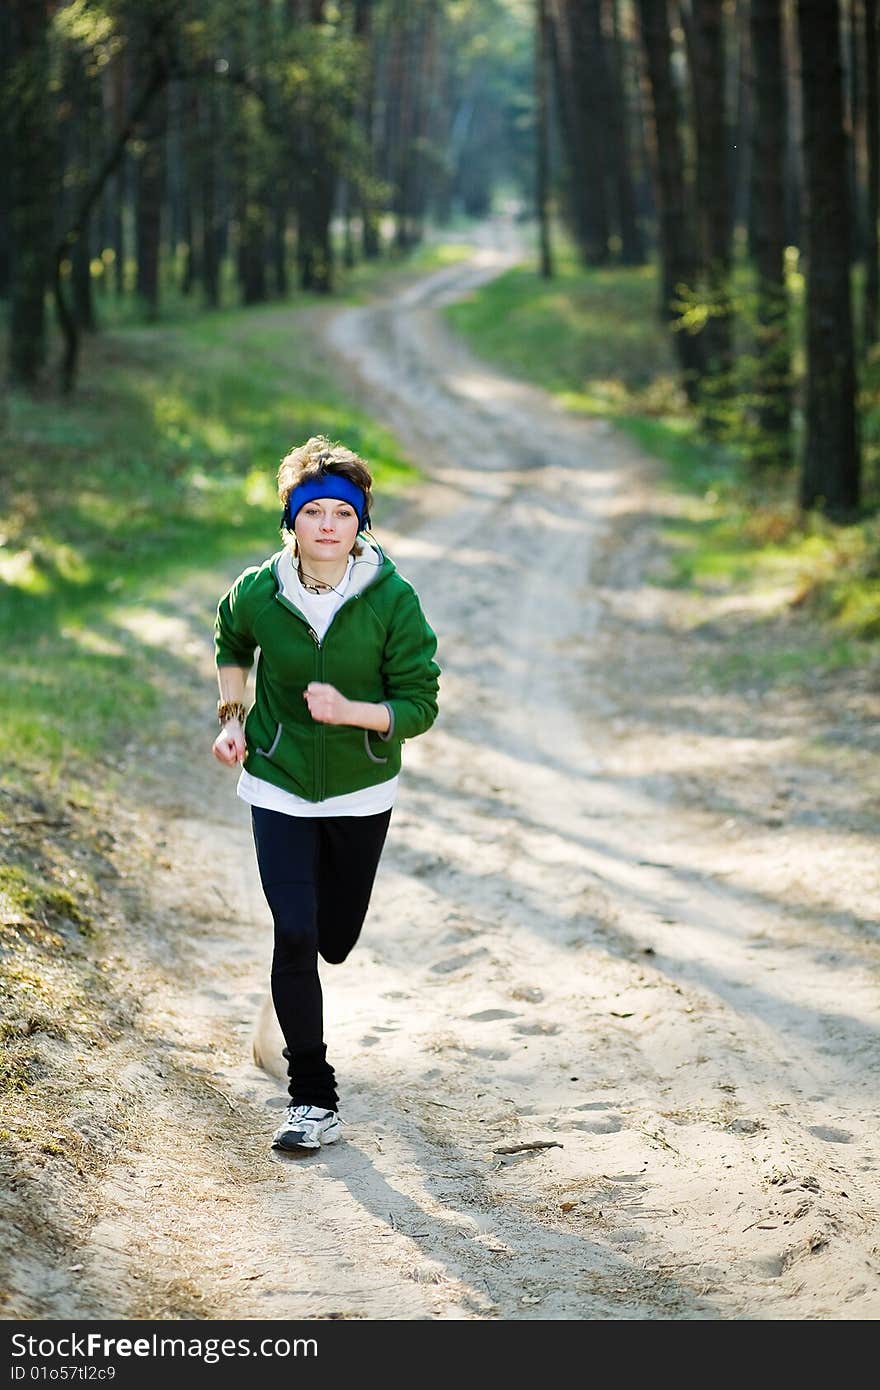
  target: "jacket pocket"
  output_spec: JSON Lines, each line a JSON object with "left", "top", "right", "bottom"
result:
{"left": 363, "top": 729, "right": 388, "bottom": 765}
{"left": 254, "top": 721, "right": 283, "bottom": 760}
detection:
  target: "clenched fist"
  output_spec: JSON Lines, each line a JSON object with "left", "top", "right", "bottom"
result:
{"left": 213, "top": 719, "right": 246, "bottom": 765}
{"left": 303, "top": 681, "right": 352, "bottom": 725}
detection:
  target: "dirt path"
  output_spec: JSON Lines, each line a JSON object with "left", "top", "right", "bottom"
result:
{"left": 7, "top": 234, "right": 879, "bottom": 1320}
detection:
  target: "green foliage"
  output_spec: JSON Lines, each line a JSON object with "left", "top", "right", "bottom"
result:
{"left": 669, "top": 255, "right": 802, "bottom": 468}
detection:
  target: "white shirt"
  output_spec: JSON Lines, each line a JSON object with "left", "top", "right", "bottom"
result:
{"left": 236, "top": 546, "right": 399, "bottom": 818}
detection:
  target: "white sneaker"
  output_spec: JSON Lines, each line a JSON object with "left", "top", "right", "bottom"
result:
{"left": 272, "top": 1104, "right": 342, "bottom": 1152}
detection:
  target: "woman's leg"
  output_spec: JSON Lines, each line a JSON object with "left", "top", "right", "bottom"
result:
{"left": 316, "top": 809, "right": 392, "bottom": 965}
{"left": 250, "top": 806, "right": 338, "bottom": 1111}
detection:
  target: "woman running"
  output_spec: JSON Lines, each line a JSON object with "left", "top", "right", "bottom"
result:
{"left": 212, "top": 436, "right": 439, "bottom": 1152}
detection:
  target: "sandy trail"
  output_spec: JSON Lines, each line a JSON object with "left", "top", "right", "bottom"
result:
{"left": 10, "top": 232, "right": 879, "bottom": 1320}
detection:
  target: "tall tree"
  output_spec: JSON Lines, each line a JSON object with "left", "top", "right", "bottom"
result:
{"left": 62, "top": 37, "right": 103, "bottom": 333}
{"left": 105, "top": 46, "right": 129, "bottom": 298}
{"left": 7, "top": 0, "right": 53, "bottom": 386}
{"left": 132, "top": 5, "right": 167, "bottom": 321}
{"left": 353, "top": 0, "right": 382, "bottom": 259}
{"left": 845, "top": 0, "right": 864, "bottom": 266}
{"left": 750, "top": 0, "right": 792, "bottom": 468}
{"left": 547, "top": 0, "right": 612, "bottom": 264}
{"left": 782, "top": 0, "right": 803, "bottom": 248}
{"left": 536, "top": 0, "right": 554, "bottom": 278}
{"left": 603, "top": 0, "right": 645, "bottom": 266}
{"left": 733, "top": 0, "right": 755, "bottom": 254}
{"left": 797, "top": 0, "right": 860, "bottom": 515}
{"left": 682, "top": 0, "right": 735, "bottom": 430}
{"left": 0, "top": 0, "right": 13, "bottom": 301}
{"left": 294, "top": 2, "right": 339, "bottom": 292}
{"left": 864, "top": 0, "right": 879, "bottom": 347}
{"left": 635, "top": 0, "right": 706, "bottom": 403}
{"left": 197, "top": 79, "right": 222, "bottom": 308}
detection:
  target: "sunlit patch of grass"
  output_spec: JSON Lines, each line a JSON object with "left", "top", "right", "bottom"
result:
{"left": 701, "top": 636, "right": 864, "bottom": 690}
{"left": 0, "top": 864, "right": 92, "bottom": 936}
{"left": 657, "top": 497, "right": 880, "bottom": 639}
{"left": 410, "top": 242, "right": 476, "bottom": 268}
{"left": 0, "top": 865, "right": 38, "bottom": 922}
{"left": 445, "top": 245, "right": 680, "bottom": 415}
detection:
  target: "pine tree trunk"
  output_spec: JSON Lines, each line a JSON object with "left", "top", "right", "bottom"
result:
{"left": 603, "top": 0, "right": 645, "bottom": 265}
{"left": 547, "top": 0, "right": 612, "bottom": 265}
{"left": 135, "top": 77, "right": 166, "bottom": 318}
{"left": 354, "top": 0, "right": 381, "bottom": 258}
{"left": 629, "top": 14, "right": 656, "bottom": 240}
{"left": 0, "top": 1, "right": 12, "bottom": 300}
{"left": 687, "top": 0, "right": 735, "bottom": 428}
{"left": 65, "top": 43, "right": 101, "bottom": 332}
{"left": 177, "top": 79, "right": 198, "bottom": 297}
{"left": 864, "top": 0, "right": 879, "bottom": 346}
{"left": 408, "top": 1, "right": 438, "bottom": 244}
{"left": 783, "top": 0, "right": 803, "bottom": 247}
{"left": 846, "top": 0, "right": 864, "bottom": 265}
{"left": 734, "top": 0, "right": 755, "bottom": 254}
{"left": 272, "top": 181, "right": 290, "bottom": 296}
{"left": 536, "top": 0, "right": 554, "bottom": 278}
{"left": 750, "top": 0, "right": 793, "bottom": 467}
{"left": 199, "top": 81, "right": 220, "bottom": 309}
{"left": 634, "top": 0, "right": 705, "bottom": 402}
{"left": 108, "top": 57, "right": 128, "bottom": 297}
{"left": 797, "top": 0, "right": 860, "bottom": 515}
{"left": 392, "top": 2, "right": 416, "bottom": 250}
{"left": 7, "top": 0, "right": 53, "bottom": 386}
{"left": 545, "top": 3, "right": 589, "bottom": 256}
{"left": 296, "top": 1, "right": 336, "bottom": 291}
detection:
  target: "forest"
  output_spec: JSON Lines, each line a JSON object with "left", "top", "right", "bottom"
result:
{"left": 4, "top": 0, "right": 880, "bottom": 523}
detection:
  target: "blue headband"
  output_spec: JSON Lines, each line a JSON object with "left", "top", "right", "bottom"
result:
{"left": 283, "top": 475, "right": 368, "bottom": 531}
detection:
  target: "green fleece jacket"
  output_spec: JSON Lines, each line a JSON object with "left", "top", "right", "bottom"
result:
{"left": 214, "top": 543, "right": 440, "bottom": 802}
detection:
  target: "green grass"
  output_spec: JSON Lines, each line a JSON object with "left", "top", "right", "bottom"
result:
{"left": 446, "top": 241, "right": 682, "bottom": 414}
{"left": 703, "top": 636, "right": 864, "bottom": 688}
{"left": 444, "top": 236, "right": 880, "bottom": 651}
{"left": 53, "top": 227, "right": 480, "bottom": 328}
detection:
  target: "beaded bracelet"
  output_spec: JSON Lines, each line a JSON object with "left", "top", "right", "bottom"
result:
{"left": 217, "top": 699, "right": 247, "bottom": 727}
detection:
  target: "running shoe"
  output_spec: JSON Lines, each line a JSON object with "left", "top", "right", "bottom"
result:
{"left": 272, "top": 1104, "right": 342, "bottom": 1152}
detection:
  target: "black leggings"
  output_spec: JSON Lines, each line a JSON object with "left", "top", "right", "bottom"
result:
{"left": 250, "top": 805, "right": 392, "bottom": 1111}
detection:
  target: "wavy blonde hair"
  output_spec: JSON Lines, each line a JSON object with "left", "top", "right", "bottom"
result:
{"left": 277, "top": 436, "right": 374, "bottom": 554}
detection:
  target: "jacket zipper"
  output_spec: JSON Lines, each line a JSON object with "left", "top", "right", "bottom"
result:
{"left": 305, "top": 624, "right": 327, "bottom": 802}
{"left": 273, "top": 560, "right": 384, "bottom": 799}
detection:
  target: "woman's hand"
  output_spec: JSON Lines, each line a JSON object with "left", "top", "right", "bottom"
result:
{"left": 212, "top": 719, "right": 246, "bottom": 765}
{"left": 304, "top": 683, "right": 391, "bottom": 733}
{"left": 303, "top": 682, "right": 352, "bottom": 725}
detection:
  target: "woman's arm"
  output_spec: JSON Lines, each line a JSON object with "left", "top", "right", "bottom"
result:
{"left": 303, "top": 682, "right": 391, "bottom": 734}
{"left": 212, "top": 665, "right": 250, "bottom": 766}
{"left": 302, "top": 586, "right": 438, "bottom": 737}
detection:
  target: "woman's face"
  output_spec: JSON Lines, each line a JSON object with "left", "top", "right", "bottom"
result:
{"left": 293, "top": 497, "right": 359, "bottom": 564}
